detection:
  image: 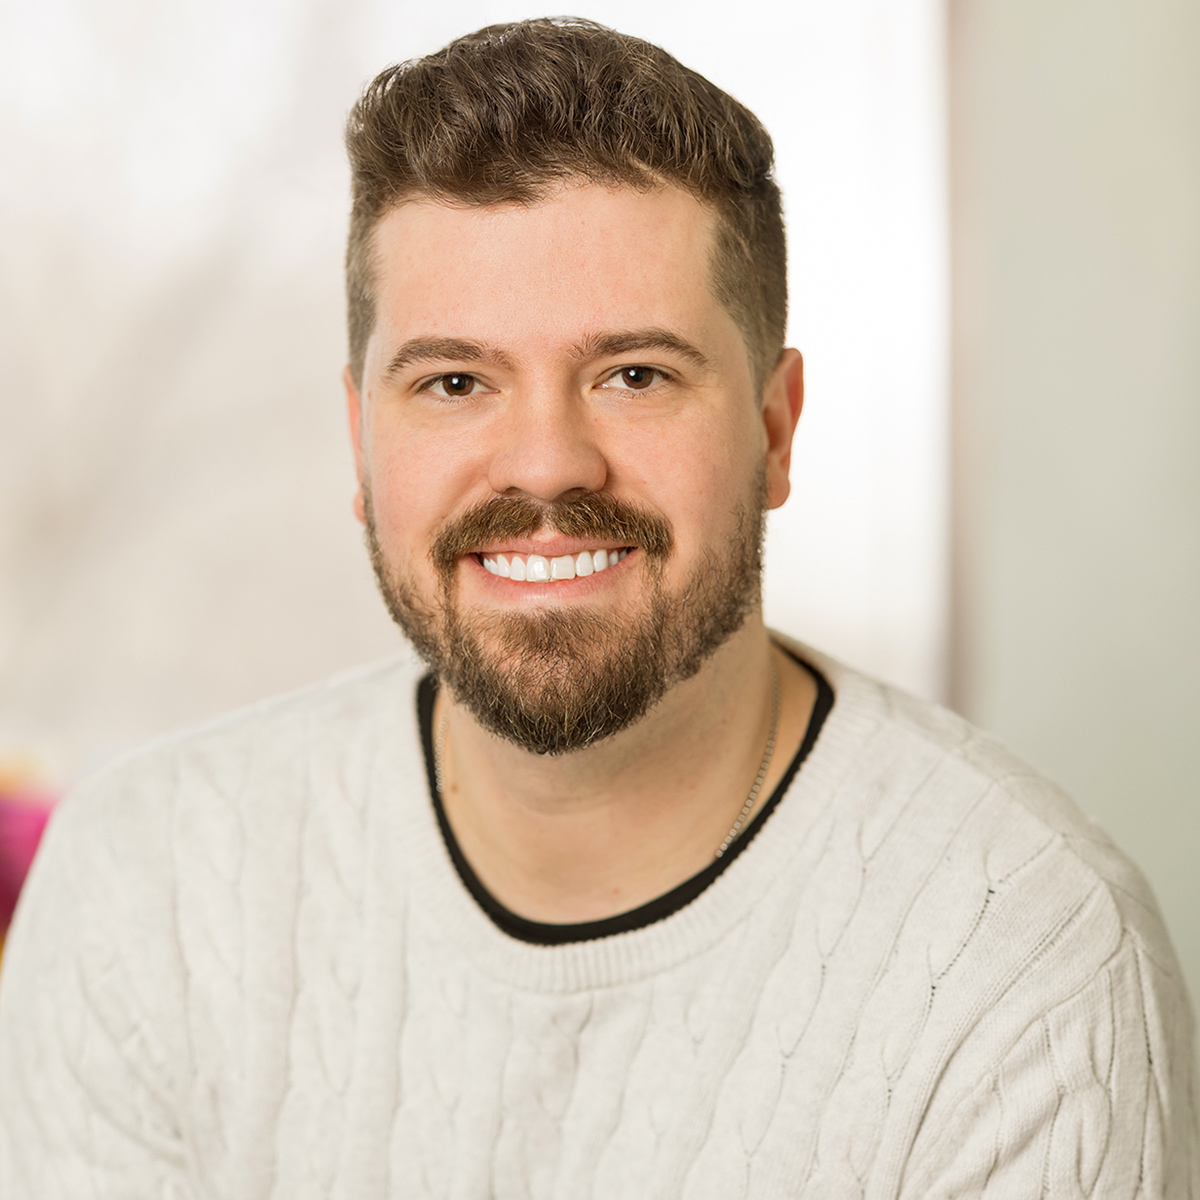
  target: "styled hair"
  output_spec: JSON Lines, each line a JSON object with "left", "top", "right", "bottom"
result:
{"left": 344, "top": 17, "right": 786, "bottom": 387}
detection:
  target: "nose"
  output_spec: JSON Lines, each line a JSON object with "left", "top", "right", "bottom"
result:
{"left": 486, "top": 387, "right": 608, "bottom": 503}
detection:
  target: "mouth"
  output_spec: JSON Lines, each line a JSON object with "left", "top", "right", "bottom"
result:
{"left": 477, "top": 547, "right": 632, "bottom": 582}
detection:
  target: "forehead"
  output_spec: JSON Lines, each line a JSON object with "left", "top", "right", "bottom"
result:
{"left": 365, "top": 182, "right": 734, "bottom": 362}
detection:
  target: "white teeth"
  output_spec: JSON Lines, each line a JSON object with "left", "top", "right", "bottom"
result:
{"left": 481, "top": 548, "right": 628, "bottom": 582}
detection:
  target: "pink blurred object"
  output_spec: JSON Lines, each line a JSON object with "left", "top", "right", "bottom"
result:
{"left": 0, "top": 792, "right": 55, "bottom": 929}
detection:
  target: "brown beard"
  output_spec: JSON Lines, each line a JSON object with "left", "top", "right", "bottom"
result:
{"left": 364, "top": 485, "right": 765, "bottom": 755}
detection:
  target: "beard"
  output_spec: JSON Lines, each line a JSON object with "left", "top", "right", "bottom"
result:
{"left": 365, "top": 481, "right": 766, "bottom": 755}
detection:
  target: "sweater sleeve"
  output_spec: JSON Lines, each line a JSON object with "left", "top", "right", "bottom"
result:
{"left": 0, "top": 771, "right": 193, "bottom": 1199}
{"left": 900, "top": 931, "right": 1199, "bottom": 1199}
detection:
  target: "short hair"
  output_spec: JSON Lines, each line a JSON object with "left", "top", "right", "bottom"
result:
{"left": 344, "top": 17, "right": 786, "bottom": 388}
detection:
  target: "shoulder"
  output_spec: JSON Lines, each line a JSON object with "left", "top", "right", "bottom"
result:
{"left": 782, "top": 637, "right": 1191, "bottom": 1063}
{"left": 791, "top": 636, "right": 1174, "bottom": 972}
{"left": 779, "top": 640, "right": 1197, "bottom": 1192}
{"left": 1, "top": 652, "right": 431, "bottom": 1061}
{"left": 59, "top": 651, "right": 424, "bottom": 812}
{"left": 18, "top": 652, "right": 429, "bottom": 913}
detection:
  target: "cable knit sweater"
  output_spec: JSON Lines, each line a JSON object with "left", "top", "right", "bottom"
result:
{"left": 0, "top": 642, "right": 1195, "bottom": 1198}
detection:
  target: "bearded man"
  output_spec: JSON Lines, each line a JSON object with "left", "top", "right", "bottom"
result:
{"left": 0, "top": 18, "right": 1195, "bottom": 1199}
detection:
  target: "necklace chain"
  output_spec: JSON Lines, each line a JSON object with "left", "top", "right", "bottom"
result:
{"left": 714, "top": 656, "right": 780, "bottom": 859}
{"left": 433, "top": 656, "right": 781, "bottom": 862}
{"left": 434, "top": 704, "right": 449, "bottom": 797}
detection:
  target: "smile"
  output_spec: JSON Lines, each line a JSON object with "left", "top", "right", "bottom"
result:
{"left": 479, "top": 548, "right": 631, "bottom": 582}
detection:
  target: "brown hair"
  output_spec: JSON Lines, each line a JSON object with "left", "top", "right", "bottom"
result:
{"left": 344, "top": 17, "right": 786, "bottom": 387}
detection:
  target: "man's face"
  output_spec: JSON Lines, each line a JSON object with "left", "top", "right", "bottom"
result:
{"left": 347, "top": 182, "right": 800, "bottom": 753}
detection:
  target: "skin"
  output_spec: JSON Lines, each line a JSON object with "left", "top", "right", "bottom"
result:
{"left": 344, "top": 180, "right": 814, "bottom": 923}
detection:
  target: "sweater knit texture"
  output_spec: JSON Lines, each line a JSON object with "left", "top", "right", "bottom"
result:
{"left": 0, "top": 642, "right": 1195, "bottom": 1198}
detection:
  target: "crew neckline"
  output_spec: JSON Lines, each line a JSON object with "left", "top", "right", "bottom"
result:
{"left": 417, "top": 650, "right": 834, "bottom": 946}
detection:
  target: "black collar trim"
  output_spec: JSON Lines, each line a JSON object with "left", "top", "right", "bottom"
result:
{"left": 418, "top": 650, "right": 834, "bottom": 946}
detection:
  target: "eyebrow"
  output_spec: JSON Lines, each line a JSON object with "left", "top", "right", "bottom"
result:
{"left": 382, "top": 328, "right": 713, "bottom": 379}
{"left": 573, "top": 329, "right": 713, "bottom": 371}
{"left": 384, "top": 337, "right": 515, "bottom": 377}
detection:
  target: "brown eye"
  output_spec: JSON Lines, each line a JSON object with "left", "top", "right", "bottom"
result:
{"left": 604, "top": 366, "right": 664, "bottom": 392}
{"left": 429, "top": 373, "right": 478, "bottom": 398}
{"left": 443, "top": 374, "right": 474, "bottom": 395}
{"left": 620, "top": 367, "right": 653, "bottom": 389}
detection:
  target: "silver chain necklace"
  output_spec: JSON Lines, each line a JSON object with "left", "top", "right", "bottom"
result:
{"left": 714, "top": 657, "right": 780, "bottom": 859}
{"left": 433, "top": 656, "right": 781, "bottom": 861}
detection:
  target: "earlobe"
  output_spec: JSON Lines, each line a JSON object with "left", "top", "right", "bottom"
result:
{"left": 762, "top": 349, "right": 804, "bottom": 510}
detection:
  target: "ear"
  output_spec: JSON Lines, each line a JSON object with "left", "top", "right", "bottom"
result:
{"left": 343, "top": 365, "right": 367, "bottom": 526}
{"left": 762, "top": 349, "right": 804, "bottom": 509}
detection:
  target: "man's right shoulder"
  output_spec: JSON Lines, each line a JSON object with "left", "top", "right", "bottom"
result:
{"left": 41, "top": 651, "right": 429, "bottom": 864}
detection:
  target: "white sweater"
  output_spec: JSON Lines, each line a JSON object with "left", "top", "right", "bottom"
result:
{"left": 0, "top": 644, "right": 1195, "bottom": 1198}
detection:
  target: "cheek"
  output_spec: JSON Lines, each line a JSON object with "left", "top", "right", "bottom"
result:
{"left": 364, "top": 421, "right": 485, "bottom": 554}
{"left": 613, "top": 414, "right": 760, "bottom": 556}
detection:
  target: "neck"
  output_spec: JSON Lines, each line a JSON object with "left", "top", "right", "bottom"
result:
{"left": 436, "top": 619, "right": 817, "bottom": 924}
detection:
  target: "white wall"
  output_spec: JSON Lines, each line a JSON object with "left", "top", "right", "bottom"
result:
{"left": 951, "top": 0, "right": 1200, "bottom": 1008}
{"left": 0, "top": 0, "right": 950, "bottom": 779}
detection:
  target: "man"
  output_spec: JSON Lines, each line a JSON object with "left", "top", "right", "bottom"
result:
{"left": 0, "top": 18, "right": 1195, "bottom": 1198}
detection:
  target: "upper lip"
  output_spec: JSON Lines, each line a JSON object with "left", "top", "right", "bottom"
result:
{"left": 469, "top": 539, "right": 633, "bottom": 558}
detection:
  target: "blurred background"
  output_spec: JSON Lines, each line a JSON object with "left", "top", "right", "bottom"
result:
{"left": 0, "top": 0, "right": 1195, "bottom": 1005}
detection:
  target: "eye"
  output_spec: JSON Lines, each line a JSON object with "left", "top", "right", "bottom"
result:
{"left": 601, "top": 365, "right": 668, "bottom": 392}
{"left": 425, "top": 373, "right": 484, "bottom": 398}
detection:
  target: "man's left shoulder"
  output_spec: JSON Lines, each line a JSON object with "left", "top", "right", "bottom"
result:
{"left": 786, "top": 644, "right": 1196, "bottom": 1188}
{"left": 896, "top": 675, "right": 1171, "bottom": 959}
{"left": 793, "top": 640, "right": 1182, "bottom": 986}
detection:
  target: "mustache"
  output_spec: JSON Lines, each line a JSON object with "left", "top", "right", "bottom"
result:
{"left": 431, "top": 493, "right": 673, "bottom": 575}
